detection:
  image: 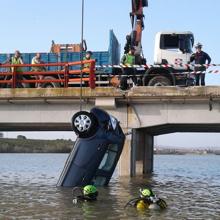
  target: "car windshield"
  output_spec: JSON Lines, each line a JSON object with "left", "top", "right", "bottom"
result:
{"left": 98, "top": 144, "right": 118, "bottom": 172}
{"left": 92, "top": 144, "right": 119, "bottom": 186}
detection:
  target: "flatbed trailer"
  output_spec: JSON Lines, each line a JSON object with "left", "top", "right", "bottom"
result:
{"left": 0, "top": 29, "right": 194, "bottom": 89}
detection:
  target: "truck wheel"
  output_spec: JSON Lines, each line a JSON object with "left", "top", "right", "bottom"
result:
{"left": 40, "top": 76, "right": 61, "bottom": 88}
{"left": 71, "top": 111, "right": 98, "bottom": 138}
{"left": 148, "top": 76, "right": 171, "bottom": 86}
{"left": 6, "top": 80, "right": 30, "bottom": 88}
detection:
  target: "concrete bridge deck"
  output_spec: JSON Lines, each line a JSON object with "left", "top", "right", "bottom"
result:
{"left": 0, "top": 86, "right": 219, "bottom": 132}
{"left": 0, "top": 86, "right": 219, "bottom": 104}
{"left": 1, "top": 86, "right": 220, "bottom": 176}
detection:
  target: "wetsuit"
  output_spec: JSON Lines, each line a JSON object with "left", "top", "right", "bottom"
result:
{"left": 73, "top": 195, "right": 97, "bottom": 204}
{"left": 125, "top": 196, "right": 167, "bottom": 210}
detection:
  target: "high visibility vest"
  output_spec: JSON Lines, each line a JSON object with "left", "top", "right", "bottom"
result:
{"left": 124, "top": 54, "right": 135, "bottom": 65}
{"left": 11, "top": 57, "right": 23, "bottom": 72}
{"left": 83, "top": 57, "right": 91, "bottom": 69}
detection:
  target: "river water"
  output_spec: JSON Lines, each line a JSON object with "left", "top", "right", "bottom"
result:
{"left": 0, "top": 154, "right": 220, "bottom": 219}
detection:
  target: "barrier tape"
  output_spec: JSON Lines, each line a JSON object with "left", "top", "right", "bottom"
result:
{"left": 117, "top": 70, "right": 220, "bottom": 76}
{"left": 174, "top": 70, "right": 220, "bottom": 74}
{"left": 95, "top": 63, "right": 220, "bottom": 69}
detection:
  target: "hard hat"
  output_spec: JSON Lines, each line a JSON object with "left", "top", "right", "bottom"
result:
{"left": 83, "top": 185, "right": 98, "bottom": 197}
{"left": 195, "top": 42, "right": 203, "bottom": 48}
{"left": 139, "top": 188, "right": 154, "bottom": 198}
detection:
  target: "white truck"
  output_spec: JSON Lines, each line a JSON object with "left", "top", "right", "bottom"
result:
{"left": 118, "top": 0, "right": 195, "bottom": 87}
{"left": 141, "top": 30, "right": 194, "bottom": 86}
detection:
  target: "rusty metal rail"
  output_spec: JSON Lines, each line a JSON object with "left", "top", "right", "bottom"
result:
{"left": 0, "top": 59, "right": 96, "bottom": 89}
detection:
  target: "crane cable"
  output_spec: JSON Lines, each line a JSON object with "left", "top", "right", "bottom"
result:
{"left": 79, "top": 0, "right": 85, "bottom": 111}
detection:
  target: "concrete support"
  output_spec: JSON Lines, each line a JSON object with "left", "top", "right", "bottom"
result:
{"left": 143, "top": 133, "right": 154, "bottom": 174}
{"left": 131, "top": 129, "right": 154, "bottom": 176}
{"left": 130, "top": 129, "right": 137, "bottom": 177}
{"left": 118, "top": 138, "right": 131, "bottom": 176}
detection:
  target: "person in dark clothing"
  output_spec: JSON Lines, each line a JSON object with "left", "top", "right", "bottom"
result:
{"left": 72, "top": 185, "right": 98, "bottom": 204}
{"left": 124, "top": 34, "right": 132, "bottom": 54}
{"left": 125, "top": 188, "right": 167, "bottom": 210}
{"left": 190, "top": 42, "right": 211, "bottom": 86}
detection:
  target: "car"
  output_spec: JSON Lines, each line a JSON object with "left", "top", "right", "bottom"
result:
{"left": 57, "top": 107, "right": 125, "bottom": 187}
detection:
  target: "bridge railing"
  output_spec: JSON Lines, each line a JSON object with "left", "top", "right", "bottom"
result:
{"left": 0, "top": 59, "right": 96, "bottom": 89}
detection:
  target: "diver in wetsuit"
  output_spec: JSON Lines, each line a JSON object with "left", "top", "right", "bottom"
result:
{"left": 125, "top": 188, "right": 167, "bottom": 210}
{"left": 72, "top": 185, "right": 98, "bottom": 204}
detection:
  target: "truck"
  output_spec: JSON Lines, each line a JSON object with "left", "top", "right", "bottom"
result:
{"left": 0, "top": 0, "right": 195, "bottom": 88}
{"left": 115, "top": 0, "right": 195, "bottom": 88}
{"left": 0, "top": 30, "right": 120, "bottom": 88}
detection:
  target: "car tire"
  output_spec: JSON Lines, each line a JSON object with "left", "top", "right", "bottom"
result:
{"left": 148, "top": 76, "right": 171, "bottom": 86}
{"left": 71, "top": 111, "right": 98, "bottom": 138}
{"left": 40, "top": 76, "right": 61, "bottom": 88}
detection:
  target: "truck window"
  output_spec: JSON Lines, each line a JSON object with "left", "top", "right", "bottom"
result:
{"left": 160, "top": 34, "right": 179, "bottom": 49}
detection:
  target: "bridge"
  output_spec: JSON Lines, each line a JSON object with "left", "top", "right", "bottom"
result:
{"left": 1, "top": 86, "right": 220, "bottom": 176}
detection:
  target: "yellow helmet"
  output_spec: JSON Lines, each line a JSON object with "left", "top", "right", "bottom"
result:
{"left": 83, "top": 185, "right": 98, "bottom": 199}
{"left": 139, "top": 188, "right": 154, "bottom": 198}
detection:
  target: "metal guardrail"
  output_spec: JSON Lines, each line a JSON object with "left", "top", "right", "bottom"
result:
{"left": 0, "top": 60, "right": 96, "bottom": 89}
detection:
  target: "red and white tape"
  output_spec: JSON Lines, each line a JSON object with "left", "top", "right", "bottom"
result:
{"left": 95, "top": 63, "right": 220, "bottom": 69}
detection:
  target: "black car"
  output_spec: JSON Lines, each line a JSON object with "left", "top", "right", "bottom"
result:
{"left": 57, "top": 107, "right": 125, "bottom": 187}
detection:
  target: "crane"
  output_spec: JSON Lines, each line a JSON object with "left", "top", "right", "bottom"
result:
{"left": 124, "top": 0, "right": 148, "bottom": 61}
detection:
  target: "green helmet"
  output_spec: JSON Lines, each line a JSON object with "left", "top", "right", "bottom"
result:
{"left": 83, "top": 185, "right": 98, "bottom": 198}
{"left": 139, "top": 188, "right": 154, "bottom": 198}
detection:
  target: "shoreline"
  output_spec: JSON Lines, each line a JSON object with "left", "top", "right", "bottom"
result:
{"left": 0, "top": 138, "right": 220, "bottom": 155}
{"left": 0, "top": 138, "right": 73, "bottom": 153}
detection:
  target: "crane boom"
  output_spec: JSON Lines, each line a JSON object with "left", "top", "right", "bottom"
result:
{"left": 124, "top": 0, "right": 148, "bottom": 61}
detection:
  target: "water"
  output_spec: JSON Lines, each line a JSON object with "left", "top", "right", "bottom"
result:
{"left": 0, "top": 154, "right": 220, "bottom": 219}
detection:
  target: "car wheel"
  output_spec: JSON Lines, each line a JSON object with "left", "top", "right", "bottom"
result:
{"left": 71, "top": 111, "right": 98, "bottom": 138}
{"left": 148, "top": 76, "right": 171, "bottom": 86}
{"left": 40, "top": 76, "right": 61, "bottom": 88}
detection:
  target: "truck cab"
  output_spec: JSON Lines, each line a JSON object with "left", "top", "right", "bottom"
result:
{"left": 142, "top": 31, "right": 195, "bottom": 87}
{"left": 154, "top": 31, "right": 194, "bottom": 69}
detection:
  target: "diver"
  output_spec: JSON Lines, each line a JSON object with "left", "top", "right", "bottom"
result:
{"left": 72, "top": 185, "right": 98, "bottom": 204}
{"left": 125, "top": 188, "right": 167, "bottom": 210}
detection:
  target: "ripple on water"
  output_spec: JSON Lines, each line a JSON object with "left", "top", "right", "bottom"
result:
{"left": 0, "top": 154, "right": 220, "bottom": 219}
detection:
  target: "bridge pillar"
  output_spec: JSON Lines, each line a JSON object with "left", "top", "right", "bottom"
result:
{"left": 143, "top": 133, "right": 154, "bottom": 174}
{"left": 131, "top": 129, "right": 154, "bottom": 176}
{"left": 118, "top": 136, "right": 131, "bottom": 176}
{"left": 118, "top": 128, "right": 154, "bottom": 177}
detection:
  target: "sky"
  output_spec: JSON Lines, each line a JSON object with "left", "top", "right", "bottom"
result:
{"left": 1, "top": 0, "right": 220, "bottom": 147}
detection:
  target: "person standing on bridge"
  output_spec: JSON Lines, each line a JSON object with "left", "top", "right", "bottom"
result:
{"left": 10, "top": 50, "right": 24, "bottom": 87}
{"left": 120, "top": 47, "right": 137, "bottom": 90}
{"left": 31, "top": 53, "right": 46, "bottom": 88}
{"left": 190, "top": 42, "right": 211, "bottom": 86}
{"left": 11, "top": 50, "right": 24, "bottom": 73}
{"left": 83, "top": 51, "right": 93, "bottom": 69}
